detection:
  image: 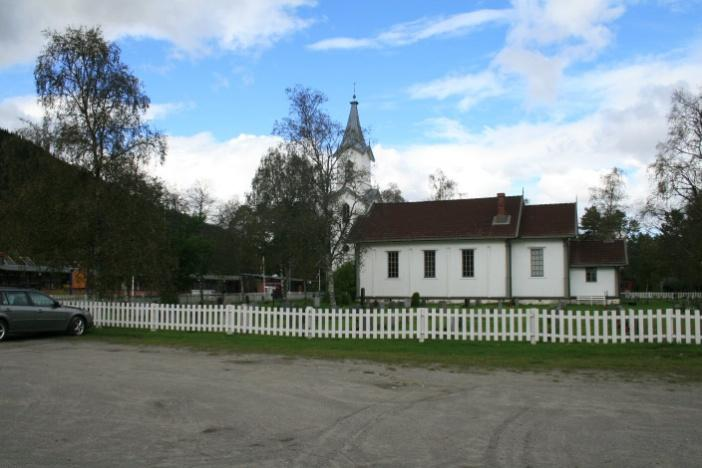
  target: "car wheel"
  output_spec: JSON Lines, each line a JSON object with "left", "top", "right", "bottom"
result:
{"left": 0, "top": 320, "right": 7, "bottom": 342}
{"left": 68, "top": 316, "right": 86, "bottom": 337}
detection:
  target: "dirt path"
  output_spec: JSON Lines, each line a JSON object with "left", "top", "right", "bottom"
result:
{"left": 2, "top": 337, "right": 701, "bottom": 467}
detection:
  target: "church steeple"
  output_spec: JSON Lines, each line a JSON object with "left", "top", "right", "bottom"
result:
{"left": 340, "top": 92, "right": 375, "bottom": 162}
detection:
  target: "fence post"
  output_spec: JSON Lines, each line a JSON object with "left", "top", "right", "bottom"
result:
{"left": 305, "top": 306, "right": 314, "bottom": 339}
{"left": 418, "top": 308, "right": 427, "bottom": 343}
{"left": 226, "top": 305, "right": 234, "bottom": 335}
{"left": 150, "top": 303, "right": 158, "bottom": 332}
{"left": 529, "top": 308, "right": 537, "bottom": 345}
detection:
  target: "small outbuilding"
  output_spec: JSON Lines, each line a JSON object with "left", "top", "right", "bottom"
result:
{"left": 568, "top": 239, "right": 628, "bottom": 299}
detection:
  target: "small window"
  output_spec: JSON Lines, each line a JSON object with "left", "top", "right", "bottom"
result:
{"left": 462, "top": 249, "right": 474, "bottom": 278}
{"left": 387, "top": 251, "right": 399, "bottom": 278}
{"left": 28, "top": 291, "right": 55, "bottom": 307}
{"left": 530, "top": 248, "right": 544, "bottom": 277}
{"left": 586, "top": 267, "right": 597, "bottom": 282}
{"left": 342, "top": 203, "right": 351, "bottom": 224}
{"left": 424, "top": 250, "right": 436, "bottom": 278}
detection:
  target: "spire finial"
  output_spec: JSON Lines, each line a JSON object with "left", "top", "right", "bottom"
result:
{"left": 353, "top": 81, "right": 356, "bottom": 100}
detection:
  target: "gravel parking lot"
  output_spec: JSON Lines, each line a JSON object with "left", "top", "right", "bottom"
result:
{"left": 2, "top": 336, "right": 702, "bottom": 467}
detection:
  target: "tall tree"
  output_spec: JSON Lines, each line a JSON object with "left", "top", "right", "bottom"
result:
{"left": 379, "top": 183, "right": 405, "bottom": 203}
{"left": 429, "top": 169, "right": 457, "bottom": 200}
{"left": 273, "top": 86, "right": 369, "bottom": 306}
{"left": 649, "top": 88, "right": 702, "bottom": 216}
{"left": 248, "top": 147, "right": 323, "bottom": 295}
{"left": 581, "top": 167, "right": 637, "bottom": 239}
{"left": 590, "top": 167, "right": 626, "bottom": 216}
{"left": 28, "top": 26, "right": 167, "bottom": 293}
{"left": 214, "top": 198, "right": 241, "bottom": 229}
{"left": 184, "top": 181, "right": 216, "bottom": 222}
{"left": 638, "top": 88, "right": 702, "bottom": 290}
{"left": 33, "top": 26, "right": 166, "bottom": 181}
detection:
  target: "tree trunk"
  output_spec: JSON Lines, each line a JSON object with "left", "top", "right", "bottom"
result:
{"left": 326, "top": 263, "right": 336, "bottom": 308}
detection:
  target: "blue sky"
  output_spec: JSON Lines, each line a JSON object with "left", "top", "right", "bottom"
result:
{"left": 1, "top": 0, "right": 701, "bottom": 208}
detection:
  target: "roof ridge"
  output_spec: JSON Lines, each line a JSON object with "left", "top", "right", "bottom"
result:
{"left": 379, "top": 195, "right": 522, "bottom": 206}
{"left": 525, "top": 201, "right": 576, "bottom": 207}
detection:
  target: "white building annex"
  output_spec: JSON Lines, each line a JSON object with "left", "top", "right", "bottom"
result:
{"left": 338, "top": 96, "right": 627, "bottom": 302}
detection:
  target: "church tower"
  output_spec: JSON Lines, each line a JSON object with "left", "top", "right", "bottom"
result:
{"left": 338, "top": 93, "right": 374, "bottom": 195}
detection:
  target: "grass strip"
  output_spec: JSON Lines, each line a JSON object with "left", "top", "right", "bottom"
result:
{"left": 86, "top": 327, "right": 702, "bottom": 381}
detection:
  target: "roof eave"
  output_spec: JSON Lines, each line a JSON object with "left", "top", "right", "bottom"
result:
{"left": 517, "top": 233, "right": 576, "bottom": 239}
{"left": 355, "top": 235, "right": 519, "bottom": 244}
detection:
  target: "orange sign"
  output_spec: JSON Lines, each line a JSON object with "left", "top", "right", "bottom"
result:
{"left": 71, "top": 270, "right": 87, "bottom": 290}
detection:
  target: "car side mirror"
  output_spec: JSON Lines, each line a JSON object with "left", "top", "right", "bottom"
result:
{"left": 53, "top": 301, "right": 61, "bottom": 308}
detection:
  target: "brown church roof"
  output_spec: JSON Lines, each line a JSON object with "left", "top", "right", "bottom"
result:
{"left": 569, "top": 239, "right": 627, "bottom": 266}
{"left": 352, "top": 195, "right": 578, "bottom": 242}
{"left": 519, "top": 203, "right": 577, "bottom": 238}
{"left": 351, "top": 196, "right": 522, "bottom": 242}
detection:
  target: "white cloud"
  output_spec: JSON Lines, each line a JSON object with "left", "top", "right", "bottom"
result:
{"left": 0, "top": 94, "right": 194, "bottom": 129}
{"left": 150, "top": 132, "right": 282, "bottom": 202}
{"left": 0, "top": 95, "right": 41, "bottom": 130}
{"left": 144, "top": 102, "right": 194, "bottom": 121}
{"left": 0, "top": 0, "right": 314, "bottom": 67}
{"left": 408, "top": 0, "right": 627, "bottom": 108}
{"left": 375, "top": 51, "right": 702, "bottom": 209}
{"left": 493, "top": 47, "right": 565, "bottom": 103}
{"left": 309, "top": 9, "right": 509, "bottom": 50}
{"left": 309, "top": 37, "right": 375, "bottom": 50}
{"left": 408, "top": 71, "right": 504, "bottom": 110}
{"left": 496, "top": 0, "right": 625, "bottom": 102}
{"left": 421, "top": 117, "right": 472, "bottom": 143}
{"left": 373, "top": 110, "right": 655, "bottom": 208}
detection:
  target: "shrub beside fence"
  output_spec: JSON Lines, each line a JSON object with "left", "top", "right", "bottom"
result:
{"left": 623, "top": 292, "right": 702, "bottom": 300}
{"left": 64, "top": 301, "right": 702, "bottom": 345}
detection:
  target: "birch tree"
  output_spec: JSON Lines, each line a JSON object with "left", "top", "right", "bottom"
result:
{"left": 273, "top": 86, "right": 369, "bottom": 306}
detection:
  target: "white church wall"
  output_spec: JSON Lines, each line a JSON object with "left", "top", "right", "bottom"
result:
{"left": 511, "top": 239, "right": 567, "bottom": 297}
{"left": 358, "top": 240, "right": 507, "bottom": 299}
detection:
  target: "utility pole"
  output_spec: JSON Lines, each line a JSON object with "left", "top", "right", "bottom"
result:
{"left": 261, "top": 256, "right": 266, "bottom": 301}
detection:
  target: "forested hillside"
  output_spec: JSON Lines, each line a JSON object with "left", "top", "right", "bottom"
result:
{"left": 0, "top": 128, "right": 245, "bottom": 297}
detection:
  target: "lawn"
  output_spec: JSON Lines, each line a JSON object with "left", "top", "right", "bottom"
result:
{"left": 86, "top": 327, "right": 702, "bottom": 381}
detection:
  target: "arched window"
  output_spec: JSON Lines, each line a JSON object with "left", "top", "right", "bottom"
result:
{"left": 342, "top": 203, "right": 351, "bottom": 223}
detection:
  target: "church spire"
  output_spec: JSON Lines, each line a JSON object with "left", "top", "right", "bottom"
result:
{"left": 340, "top": 89, "right": 375, "bottom": 161}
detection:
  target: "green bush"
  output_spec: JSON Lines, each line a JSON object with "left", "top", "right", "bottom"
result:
{"left": 334, "top": 261, "right": 356, "bottom": 304}
{"left": 411, "top": 292, "right": 421, "bottom": 307}
{"left": 337, "top": 291, "right": 352, "bottom": 306}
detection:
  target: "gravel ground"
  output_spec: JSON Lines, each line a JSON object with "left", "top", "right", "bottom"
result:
{"left": 1, "top": 336, "right": 701, "bottom": 467}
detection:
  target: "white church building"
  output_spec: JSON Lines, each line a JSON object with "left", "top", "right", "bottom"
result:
{"left": 338, "top": 96, "right": 627, "bottom": 302}
{"left": 351, "top": 195, "right": 627, "bottom": 301}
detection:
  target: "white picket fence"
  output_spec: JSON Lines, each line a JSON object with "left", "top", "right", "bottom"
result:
{"left": 63, "top": 301, "right": 702, "bottom": 345}
{"left": 622, "top": 292, "right": 702, "bottom": 300}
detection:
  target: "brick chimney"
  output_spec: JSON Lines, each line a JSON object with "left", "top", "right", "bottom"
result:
{"left": 497, "top": 193, "right": 506, "bottom": 216}
{"left": 492, "top": 193, "right": 510, "bottom": 225}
